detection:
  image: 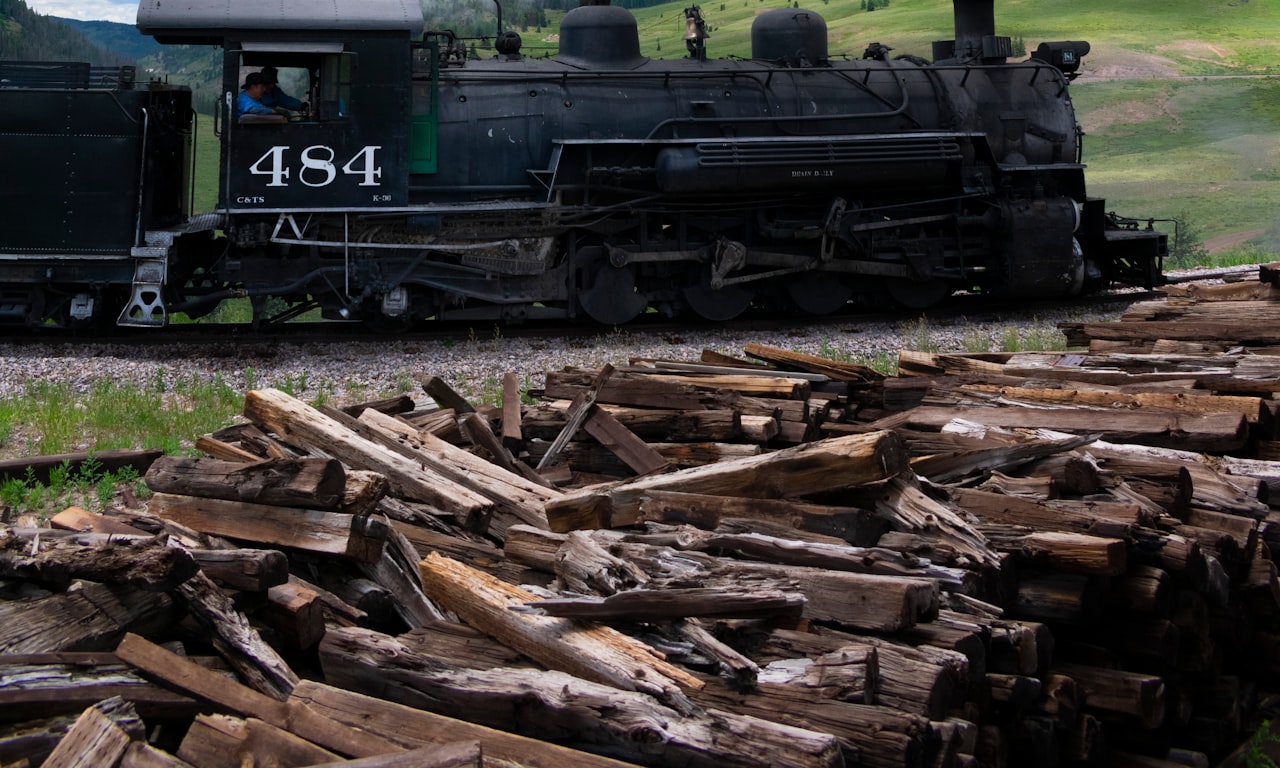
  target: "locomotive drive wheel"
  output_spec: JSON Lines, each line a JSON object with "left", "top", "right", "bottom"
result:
{"left": 577, "top": 256, "right": 648, "bottom": 325}
{"left": 786, "top": 272, "right": 854, "bottom": 315}
{"left": 885, "top": 278, "right": 951, "bottom": 310}
{"left": 682, "top": 267, "right": 753, "bottom": 321}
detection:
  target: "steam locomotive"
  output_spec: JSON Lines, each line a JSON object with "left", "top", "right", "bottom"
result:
{"left": 0, "top": 0, "right": 1166, "bottom": 330}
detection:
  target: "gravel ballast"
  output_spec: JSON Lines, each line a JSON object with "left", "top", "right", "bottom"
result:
{"left": 0, "top": 303, "right": 1131, "bottom": 405}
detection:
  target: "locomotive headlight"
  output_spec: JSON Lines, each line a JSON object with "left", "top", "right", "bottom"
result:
{"left": 1030, "top": 41, "right": 1091, "bottom": 79}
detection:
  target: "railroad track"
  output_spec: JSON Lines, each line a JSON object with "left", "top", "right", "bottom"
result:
{"left": 0, "top": 288, "right": 1162, "bottom": 351}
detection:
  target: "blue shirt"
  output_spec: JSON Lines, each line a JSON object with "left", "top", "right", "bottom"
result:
{"left": 262, "top": 87, "right": 303, "bottom": 111}
{"left": 236, "top": 90, "right": 274, "bottom": 117}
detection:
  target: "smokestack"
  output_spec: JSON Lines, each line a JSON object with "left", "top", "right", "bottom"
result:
{"left": 932, "top": 0, "right": 1010, "bottom": 63}
{"left": 952, "top": 0, "right": 994, "bottom": 59}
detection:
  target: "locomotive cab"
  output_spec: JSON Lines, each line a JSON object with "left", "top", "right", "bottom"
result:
{"left": 137, "top": 0, "right": 421, "bottom": 214}
{"left": 214, "top": 39, "right": 414, "bottom": 213}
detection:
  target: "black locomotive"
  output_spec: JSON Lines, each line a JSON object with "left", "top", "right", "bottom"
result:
{"left": 0, "top": 0, "right": 1166, "bottom": 330}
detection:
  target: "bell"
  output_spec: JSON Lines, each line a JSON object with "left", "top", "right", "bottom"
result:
{"left": 684, "top": 15, "right": 709, "bottom": 41}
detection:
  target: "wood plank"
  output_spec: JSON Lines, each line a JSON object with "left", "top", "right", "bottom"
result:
{"left": 260, "top": 582, "right": 325, "bottom": 650}
{"left": 48, "top": 507, "right": 150, "bottom": 537}
{"left": 581, "top": 406, "right": 670, "bottom": 475}
{"left": 415, "top": 374, "right": 476, "bottom": 414}
{"left": 41, "top": 697, "right": 142, "bottom": 768}
{"left": 302, "top": 742, "right": 481, "bottom": 768}
{"left": 523, "top": 403, "right": 744, "bottom": 441}
{"left": 0, "top": 535, "right": 197, "bottom": 593}
{"left": 320, "top": 627, "right": 842, "bottom": 768}
{"left": 0, "top": 653, "right": 199, "bottom": 721}
{"left": 242, "top": 388, "right": 493, "bottom": 519}
{"left": 144, "top": 456, "right": 346, "bottom": 509}
{"left": 874, "top": 405, "right": 1249, "bottom": 453}
{"left": 119, "top": 742, "right": 195, "bottom": 768}
{"left": 744, "top": 342, "right": 885, "bottom": 382}
{"left": 357, "top": 407, "right": 558, "bottom": 507}
{"left": 525, "top": 586, "right": 805, "bottom": 621}
{"left": 191, "top": 548, "right": 288, "bottom": 592}
{"left": 0, "top": 448, "right": 164, "bottom": 485}
{"left": 0, "top": 583, "right": 173, "bottom": 654}
{"left": 419, "top": 552, "right": 703, "bottom": 703}
{"left": 545, "top": 430, "right": 907, "bottom": 532}
{"left": 171, "top": 573, "right": 300, "bottom": 700}
{"left": 338, "top": 394, "right": 416, "bottom": 417}
{"left": 501, "top": 371, "right": 523, "bottom": 448}
{"left": 114, "top": 634, "right": 405, "bottom": 760}
{"left": 607, "top": 489, "right": 890, "bottom": 545}
{"left": 148, "top": 493, "right": 388, "bottom": 563}
{"left": 536, "top": 364, "right": 614, "bottom": 470}
{"left": 177, "top": 714, "right": 340, "bottom": 768}
{"left": 194, "top": 435, "right": 261, "bottom": 463}
{"left": 288, "top": 680, "right": 638, "bottom": 766}
{"left": 115, "top": 634, "right": 288, "bottom": 724}
{"left": 536, "top": 530, "right": 939, "bottom": 632}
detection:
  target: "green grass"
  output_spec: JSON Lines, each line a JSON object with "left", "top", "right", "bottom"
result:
{"left": 627, "top": 0, "right": 1280, "bottom": 67}
{"left": 1072, "top": 77, "right": 1280, "bottom": 252}
{"left": 2, "top": 377, "right": 243, "bottom": 457}
{"left": 0, "top": 377, "right": 246, "bottom": 518}
{"left": 192, "top": 111, "right": 220, "bottom": 214}
{"left": 0, "top": 461, "right": 146, "bottom": 520}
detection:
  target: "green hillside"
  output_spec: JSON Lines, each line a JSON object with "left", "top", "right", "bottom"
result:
{"left": 618, "top": 0, "right": 1280, "bottom": 70}
{"left": 0, "top": 0, "right": 122, "bottom": 63}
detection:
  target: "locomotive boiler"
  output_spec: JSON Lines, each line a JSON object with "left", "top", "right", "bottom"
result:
{"left": 0, "top": 0, "right": 1166, "bottom": 330}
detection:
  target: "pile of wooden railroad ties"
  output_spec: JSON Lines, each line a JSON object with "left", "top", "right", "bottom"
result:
{"left": 9, "top": 268, "right": 1280, "bottom": 767}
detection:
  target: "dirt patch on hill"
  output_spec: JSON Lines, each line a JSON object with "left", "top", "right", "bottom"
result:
{"left": 1156, "top": 39, "right": 1234, "bottom": 67}
{"left": 1073, "top": 47, "right": 1182, "bottom": 82}
{"left": 1077, "top": 90, "right": 1173, "bottom": 133}
{"left": 1205, "top": 229, "right": 1265, "bottom": 254}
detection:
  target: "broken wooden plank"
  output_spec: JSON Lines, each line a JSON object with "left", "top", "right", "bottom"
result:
{"left": 419, "top": 552, "right": 702, "bottom": 704}
{"left": 525, "top": 586, "right": 806, "bottom": 621}
{"left": 176, "top": 713, "right": 339, "bottom": 768}
{"left": 873, "top": 405, "right": 1249, "bottom": 453}
{"left": 537, "top": 364, "right": 615, "bottom": 471}
{"left": 0, "top": 653, "right": 199, "bottom": 721}
{"left": 48, "top": 507, "right": 150, "bottom": 537}
{"left": 242, "top": 388, "right": 493, "bottom": 520}
{"left": 744, "top": 342, "right": 885, "bottom": 383}
{"left": 0, "top": 535, "right": 197, "bottom": 593}
{"left": 303, "top": 742, "right": 481, "bottom": 768}
{"left": 355, "top": 408, "right": 555, "bottom": 534}
{"left": 0, "top": 449, "right": 164, "bottom": 486}
{"left": 41, "top": 697, "right": 144, "bottom": 768}
{"left": 581, "top": 406, "right": 671, "bottom": 475}
{"left": 147, "top": 493, "right": 389, "bottom": 564}
{"left": 545, "top": 430, "right": 908, "bottom": 532}
{"left": 0, "top": 583, "right": 173, "bottom": 654}
{"left": 415, "top": 374, "right": 476, "bottom": 414}
{"left": 191, "top": 548, "right": 288, "bottom": 593}
{"left": 523, "top": 403, "right": 744, "bottom": 442}
{"left": 288, "top": 680, "right": 640, "bottom": 766}
{"left": 170, "top": 574, "right": 300, "bottom": 701}
{"left": 320, "top": 627, "right": 843, "bottom": 768}
{"left": 144, "top": 456, "right": 346, "bottom": 510}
